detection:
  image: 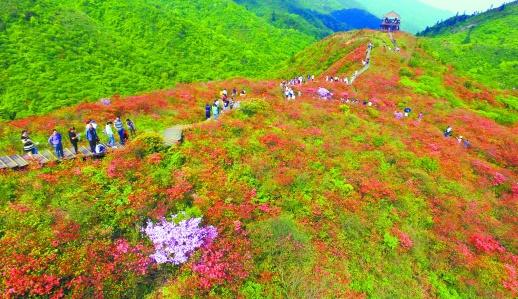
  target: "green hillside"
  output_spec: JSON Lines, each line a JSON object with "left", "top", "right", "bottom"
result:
{"left": 0, "top": 0, "right": 313, "bottom": 120}
{"left": 419, "top": 2, "right": 518, "bottom": 89}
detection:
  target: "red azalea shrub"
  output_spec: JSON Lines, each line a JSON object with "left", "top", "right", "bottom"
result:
{"left": 503, "top": 264, "right": 518, "bottom": 294}
{"left": 493, "top": 172, "right": 507, "bottom": 186}
{"left": 189, "top": 235, "right": 252, "bottom": 293}
{"left": 469, "top": 233, "right": 505, "bottom": 254}
{"left": 392, "top": 228, "right": 413, "bottom": 250}
{"left": 165, "top": 172, "right": 193, "bottom": 201}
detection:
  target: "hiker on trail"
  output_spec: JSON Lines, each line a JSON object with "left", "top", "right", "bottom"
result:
{"left": 394, "top": 111, "right": 404, "bottom": 120}
{"left": 126, "top": 119, "right": 136, "bottom": 137}
{"left": 68, "top": 127, "right": 79, "bottom": 154}
{"left": 48, "top": 129, "right": 64, "bottom": 159}
{"left": 205, "top": 103, "right": 211, "bottom": 120}
{"left": 444, "top": 126, "right": 453, "bottom": 137}
{"left": 229, "top": 98, "right": 235, "bottom": 109}
{"left": 212, "top": 103, "right": 219, "bottom": 120}
{"left": 221, "top": 89, "right": 228, "bottom": 99}
{"left": 240, "top": 89, "right": 247, "bottom": 96}
{"left": 232, "top": 88, "right": 237, "bottom": 97}
{"left": 114, "top": 117, "right": 126, "bottom": 145}
{"left": 104, "top": 122, "right": 115, "bottom": 146}
{"left": 404, "top": 107, "right": 412, "bottom": 117}
{"left": 86, "top": 123, "right": 99, "bottom": 152}
{"left": 21, "top": 130, "right": 38, "bottom": 155}
{"left": 418, "top": 112, "right": 424, "bottom": 121}
{"left": 457, "top": 136, "right": 464, "bottom": 144}
{"left": 462, "top": 138, "right": 472, "bottom": 149}
{"left": 90, "top": 120, "right": 98, "bottom": 130}
{"left": 223, "top": 99, "right": 230, "bottom": 111}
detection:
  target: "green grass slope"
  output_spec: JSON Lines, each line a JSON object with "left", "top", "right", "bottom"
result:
{"left": 419, "top": 2, "right": 518, "bottom": 90}
{"left": 0, "top": 0, "right": 313, "bottom": 120}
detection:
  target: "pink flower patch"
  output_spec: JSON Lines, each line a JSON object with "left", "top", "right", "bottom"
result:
{"left": 469, "top": 233, "right": 505, "bottom": 254}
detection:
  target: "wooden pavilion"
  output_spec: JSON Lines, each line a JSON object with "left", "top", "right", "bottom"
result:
{"left": 380, "top": 11, "right": 401, "bottom": 31}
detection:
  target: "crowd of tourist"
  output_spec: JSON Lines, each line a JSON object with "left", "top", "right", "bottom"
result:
{"left": 21, "top": 117, "right": 137, "bottom": 160}
{"left": 205, "top": 87, "right": 244, "bottom": 120}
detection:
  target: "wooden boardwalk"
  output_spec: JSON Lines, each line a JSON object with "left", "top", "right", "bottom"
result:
{"left": 0, "top": 143, "right": 125, "bottom": 170}
{"left": 0, "top": 123, "right": 195, "bottom": 170}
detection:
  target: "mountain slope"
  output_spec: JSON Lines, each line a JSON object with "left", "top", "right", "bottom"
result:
{"left": 418, "top": 2, "right": 518, "bottom": 89}
{"left": 233, "top": 0, "right": 379, "bottom": 38}
{"left": 0, "top": 30, "right": 516, "bottom": 298}
{"left": 0, "top": 0, "right": 313, "bottom": 120}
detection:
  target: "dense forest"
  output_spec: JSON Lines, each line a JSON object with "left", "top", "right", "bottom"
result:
{"left": 0, "top": 0, "right": 313, "bottom": 120}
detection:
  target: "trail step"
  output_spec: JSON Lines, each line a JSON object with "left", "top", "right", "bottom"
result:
{"left": 0, "top": 156, "right": 18, "bottom": 168}
{"left": 33, "top": 153, "right": 50, "bottom": 164}
{"left": 79, "top": 146, "right": 94, "bottom": 157}
{"left": 10, "top": 155, "right": 29, "bottom": 167}
{"left": 41, "top": 150, "right": 57, "bottom": 161}
{"left": 63, "top": 148, "right": 76, "bottom": 159}
{"left": 163, "top": 125, "right": 187, "bottom": 145}
{"left": 0, "top": 158, "right": 8, "bottom": 169}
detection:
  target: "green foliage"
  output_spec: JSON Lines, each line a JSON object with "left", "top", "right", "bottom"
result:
{"left": 237, "top": 99, "right": 269, "bottom": 118}
{"left": 0, "top": 0, "right": 312, "bottom": 119}
{"left": 383, "top": 232, "right": 399, "bottom": 250}
{"left": 421, "top": 3, "right": 518, "bottom": 89}
{"left": 133, "top": 132, "right": 166, "bottom": 155}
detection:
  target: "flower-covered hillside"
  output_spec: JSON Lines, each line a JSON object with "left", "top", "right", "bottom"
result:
{"left": 0, "top": 30, "right": 517, "bottom": 297}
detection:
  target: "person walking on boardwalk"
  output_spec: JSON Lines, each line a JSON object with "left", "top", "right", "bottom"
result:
{"left": 126, "top": 119, "right": 136, "bottom": 137}
{"left": 205, "top": 103, "right": 211, "bottom": 120}
{"left": 86, "top": 123, "right": 99, "bottom": 152}
{"left": 212, "top": 102, "right": 219, "bottom": 120}
{"left": 21, "top": 130, "right": 38, "bottom": 155}
{"left": 444, "top": 126, "right": 453, "bottom": 137}
{"left": 68, "top": 127, "right": 79, "bottom": 154}
{"left": 114, "top": 117, "right": 126, "bottom": 145}
{"left": 104, "top": 122, "right": 115, "bottom": 146}
{"left": 48, "top": 129, "right": 64, "bottom": 159}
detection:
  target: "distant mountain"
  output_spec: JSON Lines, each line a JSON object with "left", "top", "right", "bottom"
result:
{"left": 0, "top": 0, "right": 313, "bottom": 119}
{"left": 418, "top": 1, "right": 518, "bottom": 89}
{"left": 233, "top": 0, "right": 379, "bottom": 38}
{"left": 235, "top": 0, "right": 454, "bottom": 35}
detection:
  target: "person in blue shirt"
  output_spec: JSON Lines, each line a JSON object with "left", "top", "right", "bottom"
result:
{"left": 86, "top": 123, "right": 99, "bottom": 152}
{"left": 48, "top": 129, "right": 64, "bottom": 159}
{"left": 114, "top": 117, "right": 126, "bottom": 145}
{"left": 205, "top": 103, "right": 211, "bottom": 120}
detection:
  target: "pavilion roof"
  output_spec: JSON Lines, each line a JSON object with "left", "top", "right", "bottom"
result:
{"left": 384, "top": 11, "right": 401, "bottom": 19}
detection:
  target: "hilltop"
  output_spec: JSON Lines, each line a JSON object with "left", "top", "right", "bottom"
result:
{"left": 235, "top": 0, "right": 453, "bottom": 35}
{"left": 0, "top": 29, "right": 517, "bottom": 298}
{"left": 418, "top": 2, "right": 518, "bottom": 90}
{"left": 0, "top": 0, "right": 312, "bottom": 120}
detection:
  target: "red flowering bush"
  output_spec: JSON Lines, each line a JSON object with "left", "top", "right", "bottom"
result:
{"left": 493, "top": 172, "right": 507, "bottom": 186}
{"left": 469, "top": 233, "right": 505, "bottom": 254}
{"left": 189, "top": 235, "right": 252, "bottom": 293}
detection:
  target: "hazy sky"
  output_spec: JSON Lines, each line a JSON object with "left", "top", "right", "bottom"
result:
{"left": 420, "top": 0, "right": 509, "bottom": 13}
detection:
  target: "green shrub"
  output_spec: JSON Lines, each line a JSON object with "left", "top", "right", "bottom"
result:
{"left": 399, "top": 67, "right": 414, "bottom": 77}
{"left": 383, "top": 232, "right": 399, "bottom": 250}
{"left": 133, "top": 132, "right": 166, "bottom": 156}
